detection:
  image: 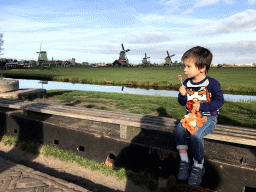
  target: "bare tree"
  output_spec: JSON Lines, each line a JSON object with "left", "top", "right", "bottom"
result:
{"left": 0, "top": 33, "right": 4, "bottom": 56}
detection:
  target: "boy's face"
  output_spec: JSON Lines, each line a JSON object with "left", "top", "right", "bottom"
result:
{"left": 183, "top": 58, "right": 205, "bottom": 79}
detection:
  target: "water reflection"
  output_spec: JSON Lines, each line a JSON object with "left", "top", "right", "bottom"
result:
{"left": 4, "top": 78, "right": 256, "bottom": 102}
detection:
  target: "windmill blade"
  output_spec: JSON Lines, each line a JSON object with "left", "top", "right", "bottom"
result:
{"left": 122, "top": 44, "right": 125, "bottom": 51}
{"left": 170, "top": 54, "right": 175, "bottom": 57}
{"left": 145, "top": 53, "right": 147, "bottom": 57}
{"left": 148, "top": 57, "right": 150, "bottom": 59}
{"left": 125, "top": 49, "right": 130, "bottom": 52}
{"left": 167, "top": 51, "right": 170, "bottom": 57}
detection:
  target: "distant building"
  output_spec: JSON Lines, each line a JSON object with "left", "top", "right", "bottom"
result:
{"left": 235, "top": 64, "right": 253, "bottom": 67}
{"left": 82, "top": 62, "right": 89, "bottom": 66}
{"left": 97, "top": 63, "right": 105, "bottom": 66}
{"left": 112, "top": 60, "right": 132, "bottom": 67}
{"left": 72, "top": 58, "right": 75, "bottom": 65}
{"left": 41, "top": 60, "right": 71, "bottom": 67}
{"left": 5, "top": 62, "right": 21, "bottom": 69}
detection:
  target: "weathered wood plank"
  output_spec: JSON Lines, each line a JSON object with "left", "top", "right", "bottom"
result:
{"left": 0, "top": 98, "right": 255, "bottom": 147}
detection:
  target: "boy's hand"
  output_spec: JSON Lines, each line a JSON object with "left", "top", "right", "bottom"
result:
{"left": 193, "top": 103, "right": 200, "bottom": 111}
{"left": 179, "top": 85, "right": 186, "bottom": 96}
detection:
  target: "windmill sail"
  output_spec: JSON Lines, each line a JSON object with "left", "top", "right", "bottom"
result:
{"left": 119, "top": 44, "right": 130, "bottom": 62}
{"left": 142, "top": 53, "right": 150, "bottom": 65}
{"left": 165, "top": 51, "right": 175, "bottom": 64}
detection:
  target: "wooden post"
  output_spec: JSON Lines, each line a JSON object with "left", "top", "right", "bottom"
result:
{"left": 120, "top": 124, "right": 127, "bottom": 139}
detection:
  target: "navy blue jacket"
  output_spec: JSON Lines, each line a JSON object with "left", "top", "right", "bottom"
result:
{"left": 178, "top": 76, "right": 224, "bottom": 116}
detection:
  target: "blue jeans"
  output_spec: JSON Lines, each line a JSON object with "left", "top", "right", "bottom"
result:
{"left": 174, "top": 116, "right": 218, "bottom": 163}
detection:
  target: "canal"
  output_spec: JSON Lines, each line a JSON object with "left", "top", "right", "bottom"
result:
{"left": 4, "top": 78, "right": 256, "bottom": 102}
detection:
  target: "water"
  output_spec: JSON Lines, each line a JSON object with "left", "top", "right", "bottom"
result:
{"left": 4, "top": 78, "right": 256, "bottom": 102}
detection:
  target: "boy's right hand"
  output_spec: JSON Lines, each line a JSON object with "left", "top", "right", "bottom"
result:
{"left": 179, "top": 85, "right": 186, "bottom": 96}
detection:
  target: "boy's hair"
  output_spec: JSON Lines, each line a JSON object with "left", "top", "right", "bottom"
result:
{"left": 181, "top": 46, "right": 212, "bottom": 74}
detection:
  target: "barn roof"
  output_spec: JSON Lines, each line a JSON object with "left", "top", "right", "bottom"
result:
{"left": 113, "top": 60, "right": 131, "bottom": 66}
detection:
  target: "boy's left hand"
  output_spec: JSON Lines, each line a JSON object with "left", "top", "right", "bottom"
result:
{"left": 193, "top": 103, "right": 200, "bottom": 111}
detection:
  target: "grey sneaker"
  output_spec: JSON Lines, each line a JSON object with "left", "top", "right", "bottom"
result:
{"left": 188, "top": 165, "right": 205, "bottom": 186}
{"left": 177, "top": 160, "right": 191, "bottom": 180}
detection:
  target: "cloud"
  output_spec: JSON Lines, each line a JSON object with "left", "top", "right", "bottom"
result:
{"left": 208, "top": 40, "right": 256, "bottom": 64}
{"left": 185, "top": 0, "right": 234, "bottom": 14}
{"left": 210, "top": 40, "right": 256, "bottom": 55}
{"left": 192, "top": 9, "right": 256, "bottom": 36}
{"left": 248, "top": 0, "right": 256, "bottom": 4}
{"left": 194, "top": 0, "right": 220, "bottom": 8}
{"left": 223, "top": 0, "right": 235, "bottom": 4}
{"left": 127, "top": 33, "right": 176, "bottom": 44}
{"left": 160, "top": 0, "right": 181, "bottom": 12}
{"left": 137, "top": 14, "right": 207, "bottom": 26}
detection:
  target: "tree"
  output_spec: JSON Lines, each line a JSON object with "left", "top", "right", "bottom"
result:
{"left": 0, "top": 33, "right": 4, "bottom": 56}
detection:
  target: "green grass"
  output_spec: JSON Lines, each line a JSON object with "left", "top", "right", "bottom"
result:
{"left": 218, "top": 100, "right": 256, "bottom": 128}
{"left": 1, "top": 66, "right": 255, "bottom": 95}
{"left": 46, "top": 89, "right": 256, "bottom": 129}
{"left": 41, "top": 145, "right": 197, "bottom": 191}
{"left": 1, "top": 135, "right": 19, "bottom": 146}
{"left": 19, "top": 142, "right": 39, "bottom": 155}
{"left": 0, "top": 135, "right": 39, "bottom": 155}
{"left": 48, "top": 89, "right": 185, "bottom": 118}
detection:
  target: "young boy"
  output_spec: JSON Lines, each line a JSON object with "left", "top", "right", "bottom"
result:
{"left": 175, "top": 46, "right": 224, "bottom": 186}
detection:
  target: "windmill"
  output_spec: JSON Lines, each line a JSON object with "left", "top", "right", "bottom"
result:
{"left": 119, "top": 44, "right": 130, "bottom": 63}
{"left": 36, "top": 43, "right": 48, "bottom": 66}
{"left": 165, "top": 51, "right": 175, "bottom": 66}
{"left": 142, "top": 53, "right": 150, "bottom": 66}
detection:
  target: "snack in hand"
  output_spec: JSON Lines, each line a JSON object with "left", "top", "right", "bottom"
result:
{"left": 177, "top": 74, "right": 182, "bottom": 84}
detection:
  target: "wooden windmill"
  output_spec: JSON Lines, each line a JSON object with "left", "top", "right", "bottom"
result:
{"left": 112, "top": 44, "right": 131, "bottom": 67}
{"left": 36, "top": 43, "right": 48, "bottom": 66}
{"left": 119, "top": 44, "right": 130, "bottom": 63}
{"left": 142, "top": 53, "right": 150, "bottom": 66}
{"left": 164, "top": 51, "right": 175, "bottom": 66}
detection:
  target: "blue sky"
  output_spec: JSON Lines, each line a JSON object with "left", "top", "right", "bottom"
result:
{"left": 0, "top": 0, "right": 256, "bottom": 64}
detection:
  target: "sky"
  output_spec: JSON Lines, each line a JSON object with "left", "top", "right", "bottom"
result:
{"left": 0, "top": 0, "right": 256, "bottom": 64}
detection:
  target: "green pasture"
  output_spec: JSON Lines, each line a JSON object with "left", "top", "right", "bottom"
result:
{"left": 0, "top": 66, "right": 255, "bottom": 95}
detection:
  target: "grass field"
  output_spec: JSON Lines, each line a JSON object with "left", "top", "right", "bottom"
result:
{"left": 45, "top": 89, "right": 256, "bottom": 129}
{"left": 0, "top": 66, "right": 255, "bottom": 95}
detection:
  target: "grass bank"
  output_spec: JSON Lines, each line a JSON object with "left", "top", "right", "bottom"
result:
{"left": 1, "top": 66, "right": 255, "bottom": 95}
{"left": 46, "top": 89, "right": 256, "bottom": 129}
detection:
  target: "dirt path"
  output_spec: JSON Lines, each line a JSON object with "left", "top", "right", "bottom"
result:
{"left": 0, "top": 142, "right": 154, "bottom": 192}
